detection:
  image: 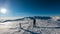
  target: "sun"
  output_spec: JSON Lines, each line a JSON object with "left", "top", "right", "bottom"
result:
{"left": 0, "top": 8, "right": 7, "bottom": 14}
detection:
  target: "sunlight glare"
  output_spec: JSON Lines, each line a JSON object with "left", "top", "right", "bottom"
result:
{"left": 0, "top": 8, "right": 7, "bottom": 14}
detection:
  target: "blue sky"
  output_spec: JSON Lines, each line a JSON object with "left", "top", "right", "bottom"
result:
{"left": 0, "top": 0, "right": 60, "bottom": 17}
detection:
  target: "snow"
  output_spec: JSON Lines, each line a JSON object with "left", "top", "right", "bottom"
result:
{"left": 0, "top": 16, "right": 60, "bottom": 34}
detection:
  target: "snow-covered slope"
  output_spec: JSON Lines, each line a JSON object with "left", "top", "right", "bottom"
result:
{"left": 0, "top": 16, "right": 60, "bottom": 34}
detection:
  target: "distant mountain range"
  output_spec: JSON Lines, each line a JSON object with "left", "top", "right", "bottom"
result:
{"left": 24, "top": 16, "right": 52, "bottom": 20}
{"left": 1, "top": 16, "right": 60, "bottom": 23}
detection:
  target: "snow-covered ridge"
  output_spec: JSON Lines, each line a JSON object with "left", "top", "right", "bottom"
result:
{"left": 0, "top": 16, "right": 60, "bottom": 34}
{"left": 0, "top": 16, "right": 60, "bottom": 22}
{"left": 1, "top": 16, "right": 60, "bottom": 27}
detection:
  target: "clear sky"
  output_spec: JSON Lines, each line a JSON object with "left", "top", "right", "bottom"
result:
{"left": 0, "top": 0, "right": 60, "bottom": 17}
